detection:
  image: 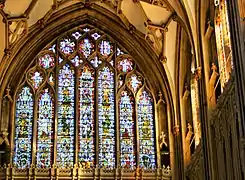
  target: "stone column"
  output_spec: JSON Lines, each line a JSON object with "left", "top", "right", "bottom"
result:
{"left": 226, "top": 0, "right": 245, "bottom": 177}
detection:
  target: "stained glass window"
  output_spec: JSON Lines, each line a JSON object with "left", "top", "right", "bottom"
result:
{"left": 13, "top": 25, "right": 158, "bottom": 170}
{"left": 128, "top": 74, "right": 143, "bottom": 94}
{"left": 57, "top": 64, "right": 75, "bottom": 168}
{"left": 138, "top": 91, "right": 156, "bottom": 168}
{"left": 78, "top": 65, "right": 95, "bottom": 167}
{"left": 215, "top": 0, "right": 233, "bottom": 90}
{"left": 79, "top": 38, "right": 94, "bottom": 58}
{"left": 99, "top": 40, "right": 113, "bottom": 57}
{"left": 117, "top": 58, "right": 133, "bottom": 73}
{"left": 29, "top": 71, "right": 44, "bottom": 89}
{"left": 39, "top": 54, "right": 55, "bottom": 69}
{"left": 14, "top": 86, "right": 33, "bottom": 168}
{"left": 37, "top": 88, "right": 54, "bottom": 168}
{"left": 59, "top": 38, "right": 75, "bottom": 55}
{"left": 119, "top": 90, "right": 136, "bottom": 168}
{"left": 98, "top": 66, "right": 115, "bottom": 168}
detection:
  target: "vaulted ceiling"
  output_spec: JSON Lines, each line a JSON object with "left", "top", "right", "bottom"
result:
{"left": 0, "top": 0, "right": 197, "bottom": 99}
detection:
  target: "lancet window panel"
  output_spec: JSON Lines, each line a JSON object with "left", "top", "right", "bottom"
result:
{"left": 13, "top": 25, "right": 157, "bottom": 169}
{"left": 214, "top": 0, "right": 233, "bottom": 90}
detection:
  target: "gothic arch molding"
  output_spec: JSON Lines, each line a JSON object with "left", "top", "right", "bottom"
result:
{"left": 0, "top": 4, "right": 173, "bottom": 113}
{"left": 0, "top": 3, "right": 177, "bottom": 170}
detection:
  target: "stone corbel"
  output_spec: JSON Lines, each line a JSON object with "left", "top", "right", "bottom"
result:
{"left": 145, "top": 21, "right": 165, "bottom": 56}
{"left": 0, "top": 87, "right": 13, "bottom": 146}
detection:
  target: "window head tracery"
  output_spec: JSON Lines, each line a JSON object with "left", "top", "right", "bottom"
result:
{"left": 13, "top": 25, "right": 157, "bottom": 169}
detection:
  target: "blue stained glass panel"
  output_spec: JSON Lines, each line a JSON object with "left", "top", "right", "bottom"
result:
{"left": 138, "top": 91, "right": 156, "bottom": 168}
{"left": 14, "top": 86, "right": 33, "bottom": 168}
{"left": 98, "top": 66, "right": 115, "bottom": 168}
{"left": 57, "top": 64, "right": 75, "bottom": 168}
{"left": 119, "top": 91, "right": 136, "bottom": 168}
{"left": 78, "top": 65, "right": 95, "bottom": 168}
{"left": 37, "top": 89, "right": 54, "bottom": 168}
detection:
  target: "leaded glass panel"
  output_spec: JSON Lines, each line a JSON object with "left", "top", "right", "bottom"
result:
{"left": 37, "top": 88, "right": 54, "bottom": 168}
{"left": 14, "top": 86, "right": 33, "bottom": 168}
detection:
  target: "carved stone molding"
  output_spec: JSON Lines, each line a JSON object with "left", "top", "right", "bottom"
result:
{"left": 0, "top": 166, "right": 172, "bottom": 179}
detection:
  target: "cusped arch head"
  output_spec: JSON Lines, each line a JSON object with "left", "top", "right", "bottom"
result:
{"left": 1, "top": 3, "right": 175, "bottom": 128}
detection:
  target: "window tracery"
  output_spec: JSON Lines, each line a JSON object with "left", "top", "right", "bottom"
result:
{"left": 13, "top": 25, "right": 157, "bottom": 169}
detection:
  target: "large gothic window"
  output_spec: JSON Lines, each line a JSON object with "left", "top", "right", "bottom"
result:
{"left": 13, "top": 25, "right": 156, "bottom": 169}
{"left": 214, "top": 0, "right": 233, "bottom": 90}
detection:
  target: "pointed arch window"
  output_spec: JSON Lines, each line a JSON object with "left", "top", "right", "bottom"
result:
{"left": 214, "top": 0, "right": 233, "bottom": 90}
{"left": 13, "top": 25, "right": 157, "bottom": 169}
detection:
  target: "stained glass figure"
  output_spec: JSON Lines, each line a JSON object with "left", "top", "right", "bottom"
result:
{"left": 60, "top": 38, "right": 75, "bottom": 55}
{"left": 79, "top": 39, "right": 94, "bottom": 58}
{"left": 37, "top": 88, "right": 54, "bottom": 168}
{"left": 72, "top": 31, "right": 82, "bottom": 40}
{"left": 39, "top": 54, "right": 55, "bottom": 69}
{"left": 57, "top": 64, "right": 75, "bottom": 168}
{"left": 99, "top": 40, "right": 113, "bottom": 57}
{"left": 71, "top": 55, "right": 83, "bottom": 67}
{"left": 117, "top": 58, "right": 133, "bottom": 73}
{"left": 98, "top": 66, "right": 115, "bottom": 168}
{"left": 128, "top": 74, "right": 143, "bottom": 94}
{"left": 91, "top": 33, "right": 101, "bottom": 40}
{"left": 78, "top": 65, "right": 95, "bottom": 168}
{"left": 119, "top": 91, "right": 136, "bottom": 168}
{"left": 89, "top": 56, "right": 102, "bottom": 68}
{"left": 138, "top": 91, "right": 156, "bottom": 168}
{"left": 29, "top": 71, "right": 44, "bottom": 89}
{"left": 14, "top": 86, "right": 33, "bottom": 168}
